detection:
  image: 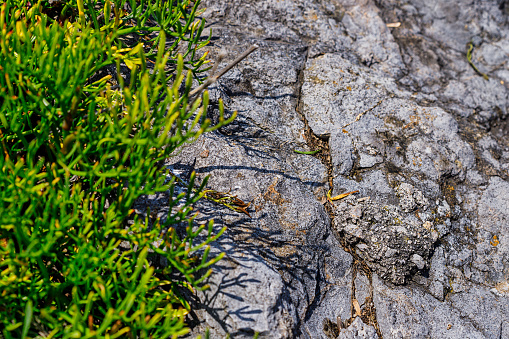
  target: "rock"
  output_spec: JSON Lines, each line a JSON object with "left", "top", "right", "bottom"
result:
{"left": 410, "top": 254, "right": 425, "bottom": 270}
{"left": 338, "top": 317, "right": 377, "bottom": 339}
{"left": 373, "top": 275, "right": 485, "bottom": 338}
{"left": 303, "top": 234, "right": 353, "bottom": 338}
{"left": 193, "top": 235, "right": 296, "bottom": 338}
{"left": 302, "top": 53, "right": 477, "bottom": 186}
{"left": 305, "top": 284, "right": 352, "bottom": 339}
{"left": 205, "top": 36, "right": 308, "bottom": 144}
{"left": 502, "top": 321, "right": 509, "bottom": 339}
{"left": 428, "top": 246, "right": 448, "bottom": 301}
{"left": 333, "top": 196, "right": 435, "bottom": 284}
{"left": 168, "top": 129, "right": 339, "bottom": 337}
{"left": 448, "top": 280, "right": 509, "bottom": 338}
{"left": 395, "top": 183, "right": 429, "bottom": 213}
{"left": 148, "top": 0, "right": 509, "bottom": 336}
{"left": 354, "top": 273, "right": 371, "bottom": 310}
{"left": 475, "top": 176, "right": 509, "bottom": 285}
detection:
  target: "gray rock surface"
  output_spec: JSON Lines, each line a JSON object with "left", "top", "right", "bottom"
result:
{"left": 333, "top": 195, "right": 436, "bottom": 284}
{"left": 151, "top": 0, "right": 509, "bottom": 337}
{"left": 338, "top": 317, "right": 378, "bottom": 339}
{"left": 373, "top": 274, "right": 486, "bottom": 339}
{"left": 193, "top": 233, "right": 296, "bottom": 338}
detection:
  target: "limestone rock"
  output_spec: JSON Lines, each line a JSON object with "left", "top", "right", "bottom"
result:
{"left": 333, "top": 196, "right": 436, "bottom": 284}
{"left": 338, "top": 317, "right": 377, "bottom": 339}
{"left": 147, "top": 0, "right": 509, "bottom": 337}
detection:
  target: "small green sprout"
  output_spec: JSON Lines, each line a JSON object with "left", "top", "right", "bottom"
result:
{"left": 467, "top": 42, "right": 489, "bottom": 80}
{"left": 294, "top": 148, "right": 322, "bottom": 155}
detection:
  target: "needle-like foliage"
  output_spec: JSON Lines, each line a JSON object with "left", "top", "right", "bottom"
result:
{"left": 0, "top": 0, "right": 233, "bottom": 337}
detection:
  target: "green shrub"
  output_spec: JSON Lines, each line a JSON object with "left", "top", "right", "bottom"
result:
{"left": 0, "top": 0, "right": 234, "bottom": 337}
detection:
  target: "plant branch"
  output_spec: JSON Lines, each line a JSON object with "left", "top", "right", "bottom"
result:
{"left": 189, "top": 44, "right": 259, "bottom": 98}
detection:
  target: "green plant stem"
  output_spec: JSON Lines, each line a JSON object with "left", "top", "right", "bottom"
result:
{"left": 294, "top": 149, "right": 321, "bottom": 155}
{"left": 77, "top": 0, "right": 86, "bottom": 28}
{"left": 467, "top": 42, "right": 489, "bottom": 80}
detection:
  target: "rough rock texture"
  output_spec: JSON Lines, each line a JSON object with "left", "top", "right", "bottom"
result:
{"left": 192, "top": 232, "right": 296, "bottom": 338}
{"left": 151, "top": 0, "right": 509, "bottom": 337}
{"left": 333, "top": 195, "right": 437, "bottom": 285}
{"left": 372, "top": 274, "right": 486, "bottom": 338}
{"left": 338, "top": 317, "right": 378, "bottom": 339}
